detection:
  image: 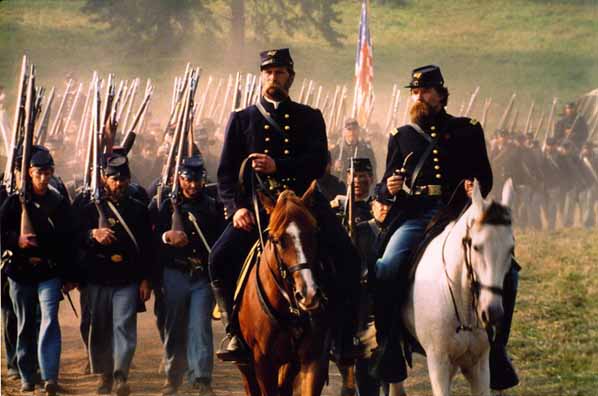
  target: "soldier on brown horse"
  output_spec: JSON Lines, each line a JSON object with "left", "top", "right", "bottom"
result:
{"left": 235, "top": 181, "right": 332, "bottom": 396}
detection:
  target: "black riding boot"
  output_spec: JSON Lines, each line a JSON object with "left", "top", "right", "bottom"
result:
{"left": 211, "top": 282, "right": 248, "bottom": 362}
{"left": 489, "top": 263, "right": 520, "bottom": 390}
{"left": 369, "top": 280, "right": 408, "bottom": 383}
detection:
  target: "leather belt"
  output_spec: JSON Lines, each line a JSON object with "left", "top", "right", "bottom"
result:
{"left": 412, "top": 184, "right": 442, "bottom": 196}
{"left": 168, "top": 257, "right": 206, "bottom": 275}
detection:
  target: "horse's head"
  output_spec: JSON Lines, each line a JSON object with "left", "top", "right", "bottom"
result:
{"left": 466, "top": 179, "right": 515, "bottom": 327}
{"left": 260, "top": 180, "right": 322, "bottom": 312}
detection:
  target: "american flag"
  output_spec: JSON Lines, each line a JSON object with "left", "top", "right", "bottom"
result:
{"left": 353, "top": 0, "right": 374, "bottom": 127}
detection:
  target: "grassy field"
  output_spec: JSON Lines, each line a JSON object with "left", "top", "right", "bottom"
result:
{"left": 0, "top": 0, "right": 596, "bottom": 125}
{"left": 509, "top": 228, "right": 598, "bottom": 395}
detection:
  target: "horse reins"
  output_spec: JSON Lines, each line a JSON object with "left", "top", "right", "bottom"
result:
{"left": 441, "top": 208, "right": 505, "bottom": 333}
{"left": 241, "top": 157, "right": 316, "bottom": 324}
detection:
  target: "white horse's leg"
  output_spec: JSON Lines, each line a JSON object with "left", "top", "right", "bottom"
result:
{"left": 461, "top": 351, "right": 491, "bottom": 396}
{"left": 426, "top": 353, "right": 452, "bottom": 396}
{"left": 389, "top": 382, "right": 407, "bottom": 396}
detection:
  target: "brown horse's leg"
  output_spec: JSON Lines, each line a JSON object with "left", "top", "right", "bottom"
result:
{"left": 299, "top": 354, "right": 329, "bottom": 396}
{"left": 254, "top": 358, "right": 280, "bottom": 396}
{"left": 237, "top": 363, "right": 262, "bottom": 396}
{"left": 278, "top": 361, "right": 300, "bottom": 396}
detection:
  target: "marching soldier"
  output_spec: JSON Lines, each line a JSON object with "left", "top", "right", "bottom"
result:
{"left": 0, "top": 149, "right": 76, "bottom": 395}
{"left": 373, "top": 65, "right": 519, "bottom": 392}
{"left": 209, "top": 48, "right": 361, "bottom": 363}
{"left": 331, "top": 118, "right": 377, "bottom": 180}
{"left": 353, "top": 189, "right": 392, "bottom": 396}
{"left": 330, "top": 158, "right": 375, "bottom": 225}
{"left": 150, "top": 155, "right": 224, "bottom": 396}
{"left": 554, "top": 102, "right": 589, "bottom": 150}
{"left": 76, "top": 154, "right": 154, "bottom": 396}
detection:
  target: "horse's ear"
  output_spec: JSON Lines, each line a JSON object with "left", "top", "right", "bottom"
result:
{"left": 472, "top": 178, "right": 484, "bottom": 217}
{"left": 301, "top": 180, "right": 318, "bottom": 207}
{"left": 258, "top": 191, "right": 276, "bottom": 214}
{"left": 501, "top": 178, "right": 514, "bottom": 208}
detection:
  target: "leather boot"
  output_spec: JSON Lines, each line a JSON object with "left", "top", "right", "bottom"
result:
{"left": 114, "top": 373, "right": 130, "bottom": 396}
{"left": 161, "top": 376, "right": 181, "bottom": 396}
{"left": 211, "top": 282, "right": 248, "bottom": 362}
{"left": 490, "top": 263, "right": 520, "bottom": 390}
{"left": 369, "top": 280, "right": 408, "bottom": 383}
{"left": 96, "top": 373, "right": 113, "bottom": 395}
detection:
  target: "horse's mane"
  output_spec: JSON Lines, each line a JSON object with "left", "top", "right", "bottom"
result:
{"left": 268, "top": 191, "right": 317, "bottom": 239}
{"left": 476, "top": 201, "right": 512, "bottom": 226}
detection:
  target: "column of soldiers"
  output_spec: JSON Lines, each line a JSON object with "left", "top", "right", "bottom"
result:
{"left": 489, "top": 101, "right": 597, "bottom": 230}
{"left": 1, "top": 48, "right": 596, "bottom": 396}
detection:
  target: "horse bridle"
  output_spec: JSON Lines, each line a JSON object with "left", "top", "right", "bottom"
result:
{"left": 242, "top": 157, "right": 324, "bottom": 322}
{"left": 442, "top": 213, "right": 505, "bottom": 333}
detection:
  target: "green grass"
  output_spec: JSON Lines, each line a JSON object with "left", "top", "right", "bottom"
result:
{"left": 0, "top": 0, "right": 596, "bottom": 128}
{"left": 512, "top": 228, "right": 598, "bottom": 395}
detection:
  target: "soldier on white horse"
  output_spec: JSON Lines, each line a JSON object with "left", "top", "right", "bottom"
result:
{"left": 397, "top": 179, "right": 515, "bottom": 396}
{"left": 371, "top": 65, "right": 519, "bottom": 393}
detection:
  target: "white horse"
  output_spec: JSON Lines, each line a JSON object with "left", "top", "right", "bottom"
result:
{"left": 393, "top": 179, "right": 515, "bottom": 396}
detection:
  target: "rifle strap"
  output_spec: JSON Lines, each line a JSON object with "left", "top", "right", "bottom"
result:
{"left": 106, "top": 200, "right": 140, "bottom": 253}
{"left": 187, "top": 211, "right": 212, "bottom": 254}
{"left": 256, "top": 101, "right": 284, "bottom": 134}
{"left": 403, "top": 123, "right": 437, "bottom": 195}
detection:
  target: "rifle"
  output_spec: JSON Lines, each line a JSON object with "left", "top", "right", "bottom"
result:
{"left": 314, "top": 85, "right": 323, "bottom": 109}
{"left": 327, "top": 85, "right": 340, "bottom": 132}
{"left": 384, "top": 84, "right": 398, "bottom": 133}
{"left": 496, "top": 93, "right": 516, "bottom": 132}
{"left": 464, "top": 86, "right": 480, "bottom": 117}
{"left": 298, "top": 79, "right": 307, "bottom": 104}
{"left": 61, "top": 82, "right": 83, "bottom": 138}
{"left": 19, "top": 63, "right": 37, "bottom": 241}
{"left": 122, "top": 78, "right": 139, "bottom": 135}
{"left": 305, "top": 80, "right": 314, "bottom": 106}
{"left": 90, "top": 77, "right": 110, "bottom": 229}
{"left": 508, "top": 109, "right": 519, "bottom": 133}
{"left": 169, "top": 71, "right": 198, "bottom": 232}
{"left": 197, "top": 75, "right": 213, "bottom": 122}
{"left": 115, "top": 80, "right": 129, "bottom": 125}
{"left": 524, "top": 101, "right": 535, "bottom": 134}
{"left": 533, "top": 111, "right": 545, "bottom": 140}
{"left": 480, "top": 98, "right": 492, "bottom": 127}
{"left": 208, "top": 77, "right": 223, "bottom": 119}
{"left": 3, "top": 55, "right": 28, "bottom": 194}
{"left": 75, "top": 74, "right": 96, "bottom": 152}
{"left": 231, "top": 72, "right": 241, "bottom": 112}
{"left": 342, "top": 158, "right": 357, "bottom": 245}
{"left": 157, "top": 68, "right": 198, "bottom": 207}
{"left": 542, "top": 97, "right": 558, "bottom": 152}
{"left": 120, "top": 81, "right": 153, "bottom": 150}
{"left": 48, "top": 78, "right": 73, "bottom": 138}
{"left": 34, "top": 87, "right": 55, "bottom": 145}
{"left": 401, "top": 96, "right": 411, "bottom": 125}
{"left": 457, "top": 100, "right": 466, "bottom": 117}
{"left": 218, "top": 74, "right": 233, "bottom": 125}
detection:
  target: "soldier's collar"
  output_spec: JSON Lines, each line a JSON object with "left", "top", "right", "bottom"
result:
{"left": 263, "top": 95, "right": 282, "bottom": 110}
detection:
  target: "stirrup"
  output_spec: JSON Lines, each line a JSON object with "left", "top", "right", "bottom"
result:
{"left": 216, "top": 334, "right": 249, "bottom": 362}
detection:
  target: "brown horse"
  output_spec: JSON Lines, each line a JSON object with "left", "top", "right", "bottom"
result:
{"left": 236, "top": 181, "right": 331, "bottom": 396}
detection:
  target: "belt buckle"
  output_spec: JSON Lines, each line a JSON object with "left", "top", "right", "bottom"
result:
{"left": 29, "top": 257, "right": 43, "bottom": 266}
{"left": 427, "top": 185, "right": 442, "bottom": 196}
{"left": 111, "top": 254, "right": 124, "bottom": 263}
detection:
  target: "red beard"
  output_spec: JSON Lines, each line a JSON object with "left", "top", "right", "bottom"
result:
{"left": 410, "top": 100, "right": 434, "bottom": 125}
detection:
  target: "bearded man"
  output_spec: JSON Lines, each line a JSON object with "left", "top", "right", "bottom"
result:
{"left": 372, "top": 65, "right": 518, "bottom": 391}
{"left": 210, "top": 48, "right": 361, "bottom": 363}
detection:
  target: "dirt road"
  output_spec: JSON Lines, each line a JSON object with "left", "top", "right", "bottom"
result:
{"left": 1, "top": 291, "right": 472, "bottom": 396}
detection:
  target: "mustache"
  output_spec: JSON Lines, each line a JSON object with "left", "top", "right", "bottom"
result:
{"left": 409, "top": 100, "right": 433, "bottom": 124}
{"left": 265, "top": 85, "right": 288, "bottom": 101}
